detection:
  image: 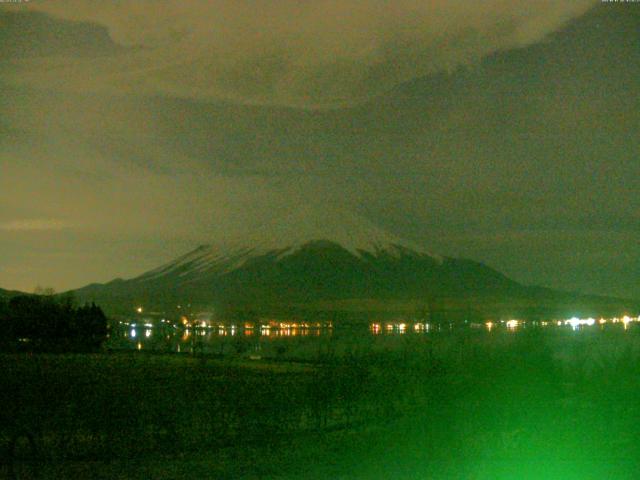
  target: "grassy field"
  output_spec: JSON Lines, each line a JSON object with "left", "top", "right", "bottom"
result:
{"left": 3, "top": 326, "right": 640, "bottom": 479}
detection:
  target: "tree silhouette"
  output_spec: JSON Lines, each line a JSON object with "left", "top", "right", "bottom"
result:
{"left": 0, "top": 294, "right": 108, "bottom": 352}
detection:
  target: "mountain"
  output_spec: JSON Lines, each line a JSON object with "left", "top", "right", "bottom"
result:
{"left": 0, "top": 288, "right": 27, "bottom": 300}
{"left": 72, "top": 212, "right": 637, "bottom": 320}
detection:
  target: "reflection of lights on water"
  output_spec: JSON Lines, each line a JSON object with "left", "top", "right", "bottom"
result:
{"left": 120, "top": 313, "right": 640, "bottom": 349}
{"left": 566, "top": 317, "right": 580, "bottom": 330}
{"left": 366, "top": 322, "right": 435, "bottom": 334}
{"left": 565, "top": 317, "right": 596, "bottom": 330}
{"left": 136, "top": 307, "right": 143, "bottom": 314}
{"left": 136, "top": 342, "right": 142, "bottom": 351}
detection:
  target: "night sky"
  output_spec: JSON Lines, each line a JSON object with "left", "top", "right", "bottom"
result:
{"left": 0, "top": 1, "right": 638, "bottom": 299}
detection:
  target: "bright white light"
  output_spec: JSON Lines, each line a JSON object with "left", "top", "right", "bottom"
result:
{"left": 565, "top": 317, "right": 580, "bottom": 329}
{"left": 130, "top": 329, "right": 136, "bottom": 338}
{"left": 506, "top": 320, "right": 519, "bottom": 329}
{"left": 564, "top": 317, "right": 596, "bottom": 330}
{"left": 136, "top": 307, "right": 143, "bottom": 313}
{"left": 145, "top": 329, "right": 151, "bottom": 338}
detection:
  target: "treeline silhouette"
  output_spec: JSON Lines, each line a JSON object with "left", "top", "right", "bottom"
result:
{"left": 0, "top": 294, "right": 107, "bottom": 352}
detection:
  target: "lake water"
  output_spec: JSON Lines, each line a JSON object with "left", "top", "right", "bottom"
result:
{"left": 107, "top": 314, "right": 640, "bottom": 360}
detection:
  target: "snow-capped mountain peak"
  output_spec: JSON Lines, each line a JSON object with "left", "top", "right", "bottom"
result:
{"left": 137, "top": 210, "right": 440, "bottom": 282}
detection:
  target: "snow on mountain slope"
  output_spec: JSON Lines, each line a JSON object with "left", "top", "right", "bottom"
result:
{"left": 136, "top": 210, "right": 441, "bottom": 282}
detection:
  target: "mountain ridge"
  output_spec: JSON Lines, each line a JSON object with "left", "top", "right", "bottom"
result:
{"left": 71, "top": 238, "right": 637, "bottom": 320}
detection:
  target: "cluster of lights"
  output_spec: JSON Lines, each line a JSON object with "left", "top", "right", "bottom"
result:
{"left": 366, "top": 317, "right": 639, "bottom": 334}
{"left": 370, "top": 322, "right": 431, "bottom": 335}
{"left": 488, "top": 315, "right": 640, "bottom": 331}
{"left": 556, "top": 315, "right": 640, "bottom": 329}
{"left": 565, "top": 317, "right": 595, "bottom": 329}
{"left": 123, "top": 311, "right": 640, "bottom": 348}
{"left": 505, "top": 319, "right": 519, "bottom": 329}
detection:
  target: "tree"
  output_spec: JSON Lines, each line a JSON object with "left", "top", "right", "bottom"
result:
{"left": 0, "top": 295, "right": 108, "bottom": 352}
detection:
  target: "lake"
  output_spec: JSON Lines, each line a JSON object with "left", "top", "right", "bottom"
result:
{"left": 107, "top": 314, "right": 640, "bottom": 360}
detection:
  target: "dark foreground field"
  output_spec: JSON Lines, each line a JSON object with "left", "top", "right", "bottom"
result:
{"left": 2, "top": 327, "right": 640, "bottom": 479}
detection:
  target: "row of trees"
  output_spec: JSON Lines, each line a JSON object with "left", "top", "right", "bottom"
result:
{"left": 0, "top": 293, "right": 108, "bottom": 351}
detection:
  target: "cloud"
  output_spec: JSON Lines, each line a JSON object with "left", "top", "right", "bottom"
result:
{"left": 3, "top": 0, "right": 597, "bottom": 107}
{"left": 0, "top": 219, "right": 70, "bottom": 232}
